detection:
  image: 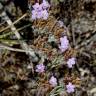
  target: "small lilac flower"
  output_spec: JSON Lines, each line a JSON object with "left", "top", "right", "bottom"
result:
{"left": 32, "top": 1, "right": 49, "bottom": 20}
{"left": 59, "top": 36, "right": 69, "bottom": 52}
{"left": 67, "top": 57, "right": 76, "bottom": 68}
{"left": 60, "top": 36, "right": 69, "bottom": 46}
{"left": 31, "top": 10, "right": 37, "bottom": 20}
{"left": 33, "top": 3, "right": 42, "bottom": 11}
{"left": 66, "top": 82, "right": 75, "bottom": 93}
{"left": 49, "top": 76, "right": 57, "bottom": 87}
{"left": 42, "top": 10, "right": 49, "bottom": 20}
{"left": 41, "top": 0, "right": 50, "bottom": 9}
{"left": 36, "top": 63, "right": 45, "bottom": 73}
{"left": 37, "top": 11, "right": 43, "bottom": 19}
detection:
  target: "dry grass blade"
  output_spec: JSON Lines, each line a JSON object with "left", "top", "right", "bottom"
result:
{"left": 0, "top": 10, "right": 38, "bottom": 61}
{"left": 0, "top": 13, "right": 27, "bottom": 33}
{"left": 0, "top": 44, "right": 32, "bottom": 53}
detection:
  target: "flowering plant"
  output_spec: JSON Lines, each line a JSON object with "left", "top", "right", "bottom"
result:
{"left": 32, "top": 0, "right": 50, "bottom": 20}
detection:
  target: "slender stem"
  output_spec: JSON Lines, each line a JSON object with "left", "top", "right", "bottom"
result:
{"left": 0, "top": 13, "right": 27, "bottom": 33}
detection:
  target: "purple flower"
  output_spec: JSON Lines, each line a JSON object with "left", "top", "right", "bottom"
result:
{"left": 37, "top": 11, "right": 43, "bottom": 19}
{"left": 31, "top": 10, "right": 37, "bottom": 20}
{"left": 33, "top": 3, "right": 42, "bottom": 11}
{"left": 36, "top": 63, "right": 45, "bottom": 73}
{"left": 41, "top": 0, "right": 50, "bottom": 9}
{"left": 59, "top": 36, "right": 69, "bottom": 52}
{"left": 32, "top": 9, "right": 43, "bottom": 19}
{"left": 66, "top": 82, "right": 75, "bottom": 93}
{"left": 49, "top": 76, "right": 57, "bottom": 87}
{"left": 42, "top": 10, "right": 49, "bottom": 20}
{"left": 32, "top": 1, "right": 50, "bottom": 20}
{"left": 67, "top": 57, "right": 76, "bottom": 68}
